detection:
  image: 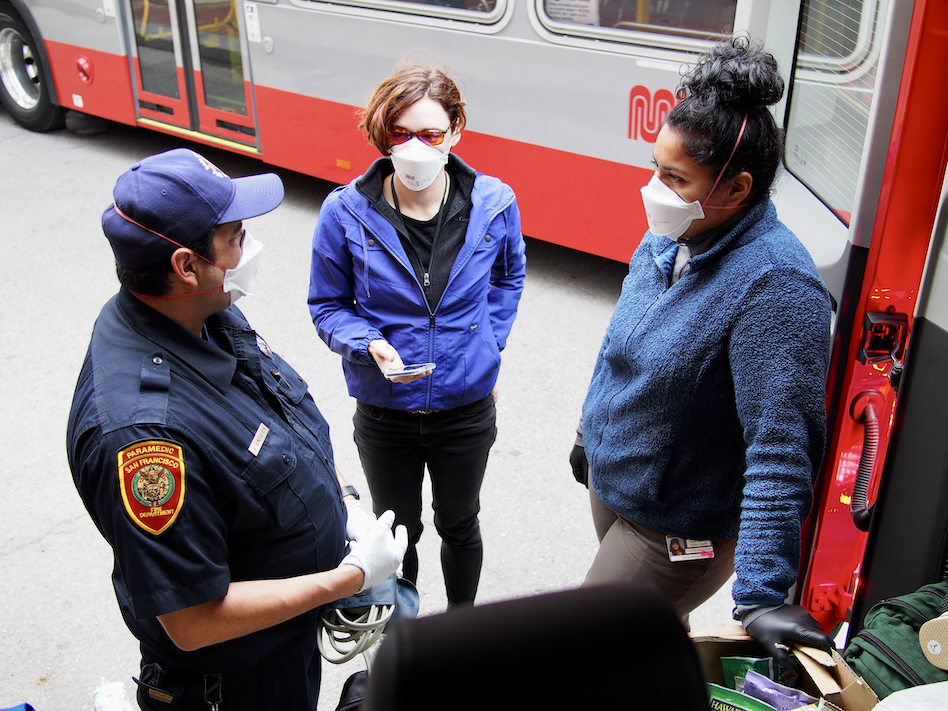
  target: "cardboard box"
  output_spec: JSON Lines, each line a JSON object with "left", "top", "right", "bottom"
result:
{"left": 691, "top": 626, "right": 879, "bottom": 711}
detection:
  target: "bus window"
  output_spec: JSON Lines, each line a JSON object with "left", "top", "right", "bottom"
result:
{"left": 132, "top": 0, "right": 246, "bottom": 114}
{"left": 131, "top": 0, "right": 180, "bottom": 100}
{"left": 542, "top": 0, "right": 736, "bottom": 39}
{"left": 195, "top": 0, "right": 247, "bottom": 116}
{"left": 300, "top": 0, "right": 502, "bottom": 20}
{"left": 385, "top": 0, "right": 496, "bottom": 10}
{"left": 784, "top": 0, "right": 885, "bottom": 226}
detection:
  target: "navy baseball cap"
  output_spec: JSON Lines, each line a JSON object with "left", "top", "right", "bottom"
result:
{"left": 102, "top": 148, "right": 285, "bottom": 269}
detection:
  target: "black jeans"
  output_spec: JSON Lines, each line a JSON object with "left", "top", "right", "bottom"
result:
{"left": 353, "top": 395, "right": 496, "bottom": 606}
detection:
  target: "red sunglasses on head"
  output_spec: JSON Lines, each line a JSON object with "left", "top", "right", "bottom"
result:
{"left": 389, "top": 128, "right": 450, "bottom": 147}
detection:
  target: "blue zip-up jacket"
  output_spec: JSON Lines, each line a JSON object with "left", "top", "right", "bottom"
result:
{"left": 308, "top": 155, "right": 526, "bottom": 411}
{"left": 582, "top": 199, "right": 831, "bottom": 607}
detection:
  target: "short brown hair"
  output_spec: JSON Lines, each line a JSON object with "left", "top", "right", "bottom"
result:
{"left": 359, "top": 61, "right": 467, "bottom": 155}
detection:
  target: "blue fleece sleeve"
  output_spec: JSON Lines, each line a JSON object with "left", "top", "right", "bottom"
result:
{"left": 729, "top": 267, "right": 831, "bottom": 607}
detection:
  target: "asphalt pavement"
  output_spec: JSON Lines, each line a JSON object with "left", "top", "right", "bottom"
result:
{"left": 0, "top": 106, "right": 735, "bottom": 709}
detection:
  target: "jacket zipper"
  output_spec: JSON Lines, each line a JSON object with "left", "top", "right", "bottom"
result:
{"left": 598, "top": 271, "right": 667, "bottom": 445}
{"left": 423, "top": 198, "right": 513, "bottom": 410}
{"left": 347, "top": 193, "right": 513, "bottom": 411}
{"left": 425, "top": 314, "right": 436, "bottom": 408}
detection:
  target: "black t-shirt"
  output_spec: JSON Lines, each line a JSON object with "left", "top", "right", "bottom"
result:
{"left": 362, "top": 157, "right": 475, "bottom": 309}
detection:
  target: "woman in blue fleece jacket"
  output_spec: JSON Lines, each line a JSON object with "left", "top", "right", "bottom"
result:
{"left": 574, "top": 36, "right": 834, "bottom": 671}
{"left": 308, "top": 62, "right": 526, "bottom": 608}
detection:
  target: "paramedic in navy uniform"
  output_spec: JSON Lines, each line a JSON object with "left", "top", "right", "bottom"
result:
{"left": 67, "top": 148, "right": 407, "bottom": 711}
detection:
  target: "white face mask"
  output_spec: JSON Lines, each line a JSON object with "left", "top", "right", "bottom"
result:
{"left": 390, "top": 138, "right": 450, "bottom": 191}
{"left": 639, "top": 173, "right": 706, "bottom": 241}
{"left": 222, "top": 231, "right": 263, "bottom": 305}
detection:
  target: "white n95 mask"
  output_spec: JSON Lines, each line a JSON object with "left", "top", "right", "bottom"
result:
{"left": 222, "top": 231, "right": 264, "bottom": 305}
{"left": 640, "top": 173, "right": 706, "bottom": 240}
{"left": 390, "top": 138, "right": 450, "bottom": 191}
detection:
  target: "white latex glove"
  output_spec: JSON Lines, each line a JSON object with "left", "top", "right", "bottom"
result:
{"left": 340, "top": 510, "right": 408, "bottom": 592}
{"left": 345, "top": 499, "right": 380, "bottom": 542}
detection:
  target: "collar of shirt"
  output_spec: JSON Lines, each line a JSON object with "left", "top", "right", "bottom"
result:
{"left": 117, "top": 288, "right": 239, "bottom": 394}
{"left": 680, "top": 205, "right": 750, "bottom": 257}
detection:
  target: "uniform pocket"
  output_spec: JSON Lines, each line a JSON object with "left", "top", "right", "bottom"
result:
{"left": 240, "top": 422, "right": 296, "bottom": 496}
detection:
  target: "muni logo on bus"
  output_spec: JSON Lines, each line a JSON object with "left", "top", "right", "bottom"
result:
{"left": 629, "top": 86, "right": 678, "bottom": 143}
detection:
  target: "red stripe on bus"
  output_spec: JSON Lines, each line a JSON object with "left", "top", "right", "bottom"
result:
{"left": 44, "top": 41, "right": 137, "bottom": 125}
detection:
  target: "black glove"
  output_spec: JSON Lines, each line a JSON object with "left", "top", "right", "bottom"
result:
{"left": 569, "top": 444, "right": 588, "bottom": 487}
{"left": 743, "top": 604, "right": 833, "bottom": 679}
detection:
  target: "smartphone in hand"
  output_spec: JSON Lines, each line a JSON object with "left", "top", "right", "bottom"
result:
{"left": 383, "top": 363, "right": 436, "bottom": 380}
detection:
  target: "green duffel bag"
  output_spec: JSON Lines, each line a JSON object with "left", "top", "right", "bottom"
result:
{"left": 843, "top": 581, "right": 948, "bottom": 699}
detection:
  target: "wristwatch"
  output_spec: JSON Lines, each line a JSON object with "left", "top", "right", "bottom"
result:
{"left": 341, "top": 485, "right": 360, "bottom": 500}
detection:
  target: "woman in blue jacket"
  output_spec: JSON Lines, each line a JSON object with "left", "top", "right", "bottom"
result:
{"left": 308, "top": 61, "right": 526, "bottom": 607}
{"left": 573, "top": 36, "right": 834, "bottom": 674}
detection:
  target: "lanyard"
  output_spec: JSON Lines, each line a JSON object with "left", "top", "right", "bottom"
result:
{"left": 391, "top": 172, "right": 449, "bottom": 292}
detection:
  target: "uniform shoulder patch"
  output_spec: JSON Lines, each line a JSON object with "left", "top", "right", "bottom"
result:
{"left": 117, "top": 440, "right": 186, "bottom": 535}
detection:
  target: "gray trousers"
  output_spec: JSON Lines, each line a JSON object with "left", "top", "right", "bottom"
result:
{"left": 583, "top": 483, "right": 737, "bottom": 631}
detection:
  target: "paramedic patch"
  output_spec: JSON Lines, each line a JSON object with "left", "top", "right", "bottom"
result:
{"left": 118, "top": 441, "right": 186, "bottom": 535}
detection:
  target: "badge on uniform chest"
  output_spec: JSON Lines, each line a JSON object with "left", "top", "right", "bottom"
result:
{"left": 249, "top": 423, "right": 269, "bottom": 456}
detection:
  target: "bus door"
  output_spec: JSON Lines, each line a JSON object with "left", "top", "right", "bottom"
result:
{"left": 781, "top": 0, "right": 948, "bottom": 635}
{"left": 121, "top": 0, "right": 258, "bottom": 147}
{"left": 849, "top": 166, "right": 948, "bottom": 633}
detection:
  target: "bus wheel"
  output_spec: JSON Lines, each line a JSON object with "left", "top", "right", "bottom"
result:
{"left": 0, "top": 6, "right": 64, "bottom": 132}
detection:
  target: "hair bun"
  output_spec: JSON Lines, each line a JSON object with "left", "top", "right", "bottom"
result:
{"left": 679, "top": 35, "right": 784, "bottom": 111}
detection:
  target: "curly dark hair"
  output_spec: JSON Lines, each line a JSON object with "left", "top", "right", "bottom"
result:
{"left": 665, "top": 35, "right": 785, "bottom": 202}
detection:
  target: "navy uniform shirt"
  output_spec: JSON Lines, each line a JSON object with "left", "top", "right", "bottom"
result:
{"left": 67, "top": 289, "right": 346, "bottom": 687}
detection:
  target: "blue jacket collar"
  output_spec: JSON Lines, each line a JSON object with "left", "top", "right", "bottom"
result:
{"left": 339, "top": 153, "right": 505, "bottom": 251}
{"left": 647, "top": 199, "right": 773, "bottom": 274}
